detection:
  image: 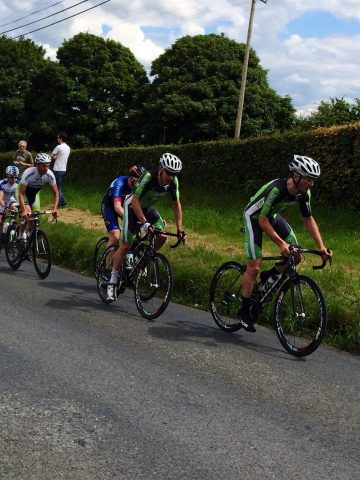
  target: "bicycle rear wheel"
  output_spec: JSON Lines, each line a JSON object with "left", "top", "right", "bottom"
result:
{"left": 33, "top": 230, "right": 52, "bottom": 279}
{"left": 96, "top": 245, "right": 118, "bottom": 304}
{"left": 134, "top": 252, "right": 173, "bottom": 320}
{"left": 209, "top": 261, "right": 245, "bottom": 332}
{"left": 274, "top": 275, "right": 327, "bottom": 356}
{"left": 93, "top": 236, "right": 109, "bottom": 278}
{"left": 5, "top": 226, "right": 22, "bottom": 270}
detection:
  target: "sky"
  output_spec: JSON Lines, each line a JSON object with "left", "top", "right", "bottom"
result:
{"left": 1, "top": 0, "right": 360, "bottom": 115}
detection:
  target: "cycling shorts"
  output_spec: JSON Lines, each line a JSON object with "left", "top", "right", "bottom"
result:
{"left": 122, "top": 198, "right": 165, "bottom": 243}
{"left": 101, "top": 202, "right": 121, "bottom": 233}
{"left": 244, "top": 213, "right": 298, "bottom": 260}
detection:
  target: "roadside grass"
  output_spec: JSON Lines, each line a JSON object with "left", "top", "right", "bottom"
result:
{"left": 40, "top": 182, "right": 360, "bottom": 353}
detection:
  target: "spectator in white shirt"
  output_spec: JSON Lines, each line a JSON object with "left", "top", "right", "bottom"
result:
{"left": 51, "top": 132, "right": 71, "bottom": 208}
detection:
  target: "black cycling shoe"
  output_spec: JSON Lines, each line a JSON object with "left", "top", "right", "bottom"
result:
{"left": 237, "top": 307, "right": 256, "bottom": 333}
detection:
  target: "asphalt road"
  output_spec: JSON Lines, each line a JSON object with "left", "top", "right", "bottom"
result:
{"left": 0, "top": 254, "right": 359, "bottom": 480}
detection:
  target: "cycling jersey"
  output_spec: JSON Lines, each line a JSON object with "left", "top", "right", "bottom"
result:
{"left": 122, "top": 170, "right": 180, "bottom": 243}
{"left": 101, "top": 175, "right": 133, "bottom": 232}
{"left": 0, "top": 178, "right": 19, "bottom": 209}
{"left": 244, "top": 178, "right": 312, "bottom": 260}
{"left": 20, "top": 167, "right": 56, "bottom": 207}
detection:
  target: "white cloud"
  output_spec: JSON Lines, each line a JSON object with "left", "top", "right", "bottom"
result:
{"left": 1, "top": 0, "right": 359, "bottom": 113}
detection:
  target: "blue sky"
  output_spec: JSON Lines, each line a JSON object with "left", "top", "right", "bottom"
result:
{"left": 1, "top": 0, "right": 360, "bottom": 115}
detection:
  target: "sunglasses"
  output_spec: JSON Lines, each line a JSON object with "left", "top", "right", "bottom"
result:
{"left": 302, "top": 176, "right": 316, "bottom": 184}
{"left": 19, "top": 145, "right": 26, "bottom": 148}
{"left": 163, "top": 168, "right": 175, "bottom": 176}
{"left": 8, "top": 176, "right": 18, "bottom": 179}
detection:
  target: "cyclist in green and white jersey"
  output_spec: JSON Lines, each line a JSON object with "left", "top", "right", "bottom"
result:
{"left": 107, "top": 153, "right": 186, "bottom": 300}
{"left": 239, "top": 155, "right": 331, "bottom": 333}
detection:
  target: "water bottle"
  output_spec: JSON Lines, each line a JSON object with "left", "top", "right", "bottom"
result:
{"left": 2, "top": 221, "right": 10, "bottom": 234}
{"left": 125, "top": 252, "right": 134, "bottom": 270}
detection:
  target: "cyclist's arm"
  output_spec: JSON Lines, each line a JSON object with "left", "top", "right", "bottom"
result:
{"left": 50, "top": 183, "right": 59, "bottom": 217}
{"left": 303, "top": 216, "right": 330, "bottom": 256}
{"left": 18, "top": 184, "right": 27, "bottom": 213}
{"left": 258, "top": 216, "right": 290, "bottom": 256}
{"left": 113, "top": 200, "right": 124, "bottom": 219}
{"left": 0, "top": 189, "right": 5, "bottom": 208}
{"left": 131, "top": 195, "right": 147, "bottom": 224}
{"left": 172, "top": 199, "right": 183, "bottom": 231}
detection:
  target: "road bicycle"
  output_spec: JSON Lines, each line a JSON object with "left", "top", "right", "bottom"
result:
{"left": 5, "top": 210, "right": 55, "bottom": 279}
{"left": 97, "top": 227, "right": 183, "bottom": 320}
{"left": 93, "top": 235, "right": 109, "bottom": 278}
{"left": 0, "top": 209, "right": 19, "bottom": 251}
{"left": 209, "top": 246, "right": 332, "bottom": 356}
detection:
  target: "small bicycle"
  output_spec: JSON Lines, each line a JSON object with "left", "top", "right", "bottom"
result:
{"left": 97, "top": 227, "right": 183, "bottom": 320}
{"left": 5, "top": 210, "right": 55, "bottom": 279}
{"left": 209, "top": 246, "right": 332, "bottom": 357}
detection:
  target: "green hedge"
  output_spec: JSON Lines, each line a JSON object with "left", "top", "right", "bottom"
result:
{"left": 1, "top": 123, "right": 359, "bottom": 208}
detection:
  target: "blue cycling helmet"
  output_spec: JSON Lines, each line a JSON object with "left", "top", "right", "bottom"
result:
{"left": 6, "top": 165, "right": 19, "bottom": 177}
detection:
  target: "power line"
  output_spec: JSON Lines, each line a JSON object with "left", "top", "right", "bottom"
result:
{"left": 12, "top": 0, "right": 112, "bottom": 39}
{"left": 0, "top": 1, "right": 65, "bottom": 29}
{"left": 0, "top": 1, "right": 90, "bottom": 36}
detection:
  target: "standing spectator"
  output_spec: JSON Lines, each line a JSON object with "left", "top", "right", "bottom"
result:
{"left": 51, "top": 132, "right": 71, "bottom": 208}
{"left": 13, "top": 140, "right": 33, "bottom": 176}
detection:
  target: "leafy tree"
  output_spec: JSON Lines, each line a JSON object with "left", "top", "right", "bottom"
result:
{"left": 296, "top": 97, "right": 360, "bottom": 130}
{"left": 128, "top": 34, "right": 296, "bottom": 144}
{"left": 0, "top": 35, "right": 47, "bottom": 150}
{"left": 25, "top": 61, "right": 76, "bottom": 150}
{"left": 56, "top": 33, "right": 149, "bottom": 147}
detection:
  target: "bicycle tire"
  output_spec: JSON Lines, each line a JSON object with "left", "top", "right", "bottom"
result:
{"left": 274, "top": 275, "right": 327, "bottom": 357}
{"left": 32, "top": 230, "right": 52, "bottom": 279}
{"left": 4, "top": 226, "right": 22, "bottom": 270}
{"left": 93, "top": 236, "right": 109, "bottom": 278}
{"left": 209, "top": 261, "right": 245, "bottom": 332}
{"left": 134, "top": 252, "right": 173, "bottom": 320}
{"left": 96, "top": 244, "right": 119, "bottom": 304}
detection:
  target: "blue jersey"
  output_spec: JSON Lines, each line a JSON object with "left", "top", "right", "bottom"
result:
{"left": 102, "top": 176, "right": 132, "bottom": 207}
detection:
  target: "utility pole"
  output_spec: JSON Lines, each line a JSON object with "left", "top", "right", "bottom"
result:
{"left": 234, "top": 0, "right": 268, "bottom": 139}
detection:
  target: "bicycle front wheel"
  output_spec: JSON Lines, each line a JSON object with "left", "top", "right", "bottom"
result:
{"left": 209, "top": 261, "right": 245, "bottom": 332}
{"left": 93, "top": 236, "right": 109, "bottom": 278}
{"left": 33, "top": 230, "right": 52, "bottom": 279}
{"left": 274, "top": 275, "right": 327, "bottom": 356}
{"left": 5, "top": 226, "right": 22, "bottom": 270}
{"left": 134, "top": 252, "right": 173, "bottom": 320}
{"left": 96, "top": 245, "right": 118, "bottom": 304}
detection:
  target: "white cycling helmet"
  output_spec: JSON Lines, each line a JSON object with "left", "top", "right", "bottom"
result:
{"left": 289, "top": 155, "right": 321, "bottom": 179}
{"left": 35, "top": 152, "right": 51, "bottom": 164}
{"left": 6, "top": 165, "right": 19, "bottom": 177}
{"left": 159, "top": 153, "right": 182, "bottom": 174}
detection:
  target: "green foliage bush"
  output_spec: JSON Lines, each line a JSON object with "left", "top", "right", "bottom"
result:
{"left": 1, "top": 123, "right": 359, "bottom": 208}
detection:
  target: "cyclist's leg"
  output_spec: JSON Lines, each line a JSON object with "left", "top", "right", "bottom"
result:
{"left": 239, "top": 214, "right": 263, "bottom": 332}
{"left": 101, "top": 203, "right": 121, "bottom": 247}
{"left": 145, "top": 207, "right": 165, "bottom": 250}
{"left": 107, "top": 200, "right": 136, "bottom": 299}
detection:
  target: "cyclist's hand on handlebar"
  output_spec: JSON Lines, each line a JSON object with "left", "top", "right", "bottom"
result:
{"left": 177, "top": 229, "right": 187, "bottom": 244}
{"left": 320, "top": 247, "right": 332, "bottom": 262}
{"left": 280, "top": 241, "right": 291, "bottom": 257}
{"left": 142, "top": 221, "right": 153, "bottom": 235}
{"left": 52, "top": 209, "right": 58, "bottom": 220}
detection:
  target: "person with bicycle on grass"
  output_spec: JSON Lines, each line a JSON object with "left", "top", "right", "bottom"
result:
{"left": 107, "top": 153, "right": 186, "bottom": 301}
{"left": 17, "top": 153, "right": 59, "bottom": 249}
{"left": 101, "top": 164, "right": 147, "bottom": 248}
{"left": 238, "top": 155, "right": 332, "bottom": 333}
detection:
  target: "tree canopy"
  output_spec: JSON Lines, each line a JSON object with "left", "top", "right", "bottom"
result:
{"left": 296, "top": 97, "right": 360, "bottom": 130}
{"left": 128, "top": 34, "right": 296, "bottom": 144}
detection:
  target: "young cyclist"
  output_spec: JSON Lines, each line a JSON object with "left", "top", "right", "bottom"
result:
{"left": 107, "top": 153, "right": 186, "bottom": 301}
{"left": 238, "top": 155, "right": 332, "bottom": 333}
{"left": 101, "top": 165, "right": 146, "bottom": 248}
{"left": 0, "top": 165, "right": 20, "bottom": 216}
{"left": 17, "top": 153, "right": 59, "bottom": 246}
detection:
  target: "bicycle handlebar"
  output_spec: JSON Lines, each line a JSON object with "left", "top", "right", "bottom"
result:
{"left": 262, "top": 246, "right": 332, "bottom": 270}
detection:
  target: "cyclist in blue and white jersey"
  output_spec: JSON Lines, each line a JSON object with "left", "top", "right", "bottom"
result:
{"left": 18, "top": 153, "right": 58, "bottom": 244}
{"left": 238, "top": 155, "right": 332, "bottom": 333}
{"left": 0, "top": 166, "right": 20, "bottom": 217}
{"left": 101, "top": 165, "right": 146, "bottom": 248}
